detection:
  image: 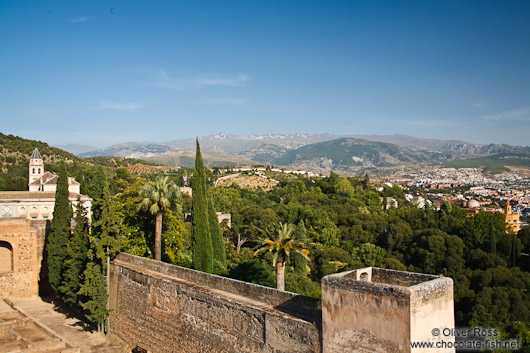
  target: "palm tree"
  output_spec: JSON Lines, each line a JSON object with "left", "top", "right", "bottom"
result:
{"left": 254, "top": 222, "right": 310, "bottom": 291}
{"left": 138, "top": 176, "right": 181, "bottom": 261}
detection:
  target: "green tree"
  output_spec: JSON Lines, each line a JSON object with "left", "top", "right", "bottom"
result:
{"left": 93, "top": 181, "right": 123, "bottom": 262}
{"left": 47, "top": 161, "right": 72, "bottom": 293}
{"left": 208, "top": 187, "right": 226, "bottom": 273}
{"left": 334, "top": 176, "right": 355, "bottom": 198}
{"left": 138, "top": 175, "right": 181, "bottom": 261}
{"left": 254, "top": 222, "right": 309, "bottom": 291}
{"left": 59, "top": 197, "right": 90, "bottom": 305}
{"left": 161, "top": 208, "right": 187, "bottom": 265}
{"left": 191, "top": 139, "right": 213, "bottom": 272}
{"left": 292, "top": 220, "right": 309, "bottom": 276}
{"left": 78, "top": 260, "right": 108, "bottom": 331}
{"left": 79, "top": 177, "right": 123, "bottom": 332}
{"left": 229, "top": 259, "right": 276, "bottom": 288}
{"left": 352, "top": 243, "right": 386, "bottom": 267}
{"left": 88, "top": 166, "right": 107, "bottom": 220}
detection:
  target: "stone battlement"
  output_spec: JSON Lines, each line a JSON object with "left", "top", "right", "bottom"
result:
{"left": 109, "top": 254, "right": 455, "bottom": 353}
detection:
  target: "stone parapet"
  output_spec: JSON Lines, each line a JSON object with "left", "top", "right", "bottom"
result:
{"left": 109, "top": 253, "right": 321, "bottom": 353}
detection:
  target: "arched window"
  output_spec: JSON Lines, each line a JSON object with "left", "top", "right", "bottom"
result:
{"left": 359, "top": 272, "right": 369, "bottom": 281}
{"left": 0, "top": 241, "right": 13, "bottom": 273}
{"left": 32, "top": 168, "right": 35, "bottom": 174}
{"left": 38, "top": 168, "right": 41, "bottom": 174}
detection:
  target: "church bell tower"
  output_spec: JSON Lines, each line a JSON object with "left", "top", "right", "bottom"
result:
{"left": 28, "top": 148, "right": 44, "bottom": 189}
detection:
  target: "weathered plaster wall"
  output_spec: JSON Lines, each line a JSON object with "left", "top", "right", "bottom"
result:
{"left": 0, "top": 218, "right": 39, "bottom": 299}
{"left": 322, "top": 273, "right": 411, "bottom": 353}
{"left": 409, "top": 277, "right": 454, "bottom": 352}
{"left": 109, "top": 253, "right": 322, "bottom": 353}
{"left": 322, "top": 268, "right": 455, "bottom": 353}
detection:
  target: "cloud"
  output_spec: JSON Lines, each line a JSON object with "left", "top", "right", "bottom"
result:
{"left": 68, "top": 16, "right": 89, "bottom": 23}
{"left": 95, "top": 100, "right": 142, "bottom": 112}
{"left": 143, "top": 70, "right": 249, "bottom": 90}
{"left": 210, "top": 98, "right": 247, "bottom": 105}
{"left": 481, "top": 108, "right": 530, "bottom": 122}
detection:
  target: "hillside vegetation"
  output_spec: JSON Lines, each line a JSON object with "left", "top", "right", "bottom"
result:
{"left": 444, "top": 152, "right": 530, "bottom": 174}
{"left": 0, "top": 133, "right": 169, "bottom": 191}
{"left": 274, "top": 138, "right": 444, "bottom": 174}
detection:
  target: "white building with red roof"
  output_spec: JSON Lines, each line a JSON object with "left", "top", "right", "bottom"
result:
{"left": 0, "top": 148, "right": 91, "bottom": 221}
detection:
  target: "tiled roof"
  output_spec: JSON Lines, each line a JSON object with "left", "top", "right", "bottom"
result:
{"left": 42, "top": 175, "right": 58, "bottom": 185}
{"left": 31, "top": 173, "right": 80, "bottom": 186}
{"left": 30, "top": 148, "right": 42, "bottom": 159}
{"left": 68, "top": 177, "right": 80, "bottom": 185}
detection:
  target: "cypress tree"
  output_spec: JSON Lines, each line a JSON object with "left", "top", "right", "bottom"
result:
{"left": 89, "top": 166, "right": 107, "bottom": 221}
{"left": 78, "top": 261, "right": 108, "bottom": 332}
{"left": 47, "top": 161, "right": 72, "bottom": 293}
{"left": 511, "top": 233, "right": 518, "bottom": 267}
{"left": 79, "top": 177, "right": 121, "bottom": 331}
{"left": 208, "top": 187, "right": 226, "bottom": 272}
{"left": 93, "top": 180, "right": 123, "bottom": 263}
{"left": 489, "top": 217, "right": 497, "bottom": 255}
{"left": 191, "top": 139, "right": 213, "bottom": 273}
{"left": 59, "top": 196, "right": 89, "bottom": 305}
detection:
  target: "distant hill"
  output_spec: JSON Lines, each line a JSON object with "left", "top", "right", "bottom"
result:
{"left": 237, "top": 143, "right": 290, "bottom": 164}
{"left": 443, "top": 152, "right": 530, "bottom": 174}
{"left": 76, "top": 132, "right": 530, "bottom": 173}
{"left": 80, "top": 132, "right": 340, "bottom": 167}
{"left": 0, "top": 132, "right": 83, "bottom": 190}
{"left": 0, "top": 132, "right": 80, "bottom": 162}
{"left": 81, "top": 132, "right": 340, "bottom": 162}
{"left": 0, "top": 133, "right": 171, "bottom": 191}
{"left": 352, "top": 134, "right": 468, "bottom": 151}
{"left": 80, "top": 142, "right": 172, "bottom": 158}
{"left": 168, "top": 132, "right": 341, "bottom": 153}
{"left": 54, "top": 144, "right": 99, "bottom": 155}
{"left": 273, "top": 138, "right": 444, "bottom": 174}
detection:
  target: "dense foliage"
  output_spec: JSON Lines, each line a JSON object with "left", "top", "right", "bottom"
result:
{"left": 207, "top": 172, "right": 530, "bottom": 347}
{"left": 46, "top": 166, "right": 123, "bottom": 331}
{"left": 208, "top": 187, "right": 227, "bottom": 273}
{"left": 59, "top": 197, "right": 90, "bottom": 305}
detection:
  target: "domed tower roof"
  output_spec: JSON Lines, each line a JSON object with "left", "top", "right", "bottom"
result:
{"left": 467, "top": 199, "right": 480, "bottom": 208}
{"left": 30, "top": 148, "right": 42, "bottom": 160}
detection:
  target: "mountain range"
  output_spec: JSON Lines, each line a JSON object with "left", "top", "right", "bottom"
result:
{"left": 59, "top": 133, "right": 530, "bottom": 174}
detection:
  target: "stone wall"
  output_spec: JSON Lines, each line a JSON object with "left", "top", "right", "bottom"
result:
{"left": 109, "top": 253, "right": 322, "bottom": 353}
{"left": 0, "top": 218, "right": 39, "bottom": 299}
{"left": 109, "top": 255, "right": 455, "bottom": 353}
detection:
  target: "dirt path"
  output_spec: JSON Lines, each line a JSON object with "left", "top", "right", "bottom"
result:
{"left": 9, "top": 297, "right": 130, "bottom": 353}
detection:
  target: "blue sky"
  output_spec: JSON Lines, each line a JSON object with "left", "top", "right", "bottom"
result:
{"left": 1, "top": 0, "right": 529, "bottom": 147}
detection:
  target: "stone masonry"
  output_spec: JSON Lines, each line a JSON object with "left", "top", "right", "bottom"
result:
{"left": 0, "top": 218, "right": 39, "bottom": 299}
{"left": 109, "top": 254, "right": 455, "bottom": 353}
{"left": 0, "top": 218, "right": 48, "bottom": 300}
{"left": 109, "top": 253, "right": 322, "bottom": 353}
